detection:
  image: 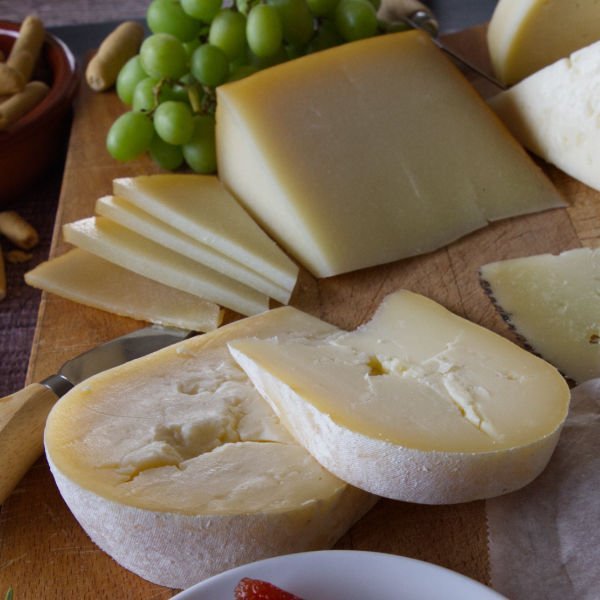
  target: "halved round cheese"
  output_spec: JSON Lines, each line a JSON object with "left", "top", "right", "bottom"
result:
{"left": 44, "top": 309, "right": 375, "bottom": 589}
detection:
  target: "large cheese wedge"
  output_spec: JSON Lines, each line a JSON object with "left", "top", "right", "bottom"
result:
{"left": 481, "top": 248, "right": 600, "bottom": 384}
{"left": 229, "top": 290, "right": 570, "bottom": 504}
{"left": 112, "top": 175, "right": 298, "bottom": 292}
{"left": 487, "top": 0, "right": 600, "bottom": 85}
{"left": 216, "top": 30, "right": 565, "bottom": 278}
{"left": 489, "top": 40, "right": 600, "bottom": 191}
{"left": 96, "top": 195, "right": 291, "bottom": 304}
{"left": 44, "top": 308, "right": 375, "bottom": 589}
{"left": 25, "top": 249, "right": 223, "bottom": 331}
{"left": 63, "top": 216, "right": 269, "bottom": 316}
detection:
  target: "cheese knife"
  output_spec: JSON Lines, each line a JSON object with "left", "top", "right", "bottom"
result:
{"left": 0, "top": 324, "right": 192, "bottom": 504}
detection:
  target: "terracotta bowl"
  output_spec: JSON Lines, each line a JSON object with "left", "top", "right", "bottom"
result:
{"left": 0, "top": 21, "right": 79, "bottom": 205}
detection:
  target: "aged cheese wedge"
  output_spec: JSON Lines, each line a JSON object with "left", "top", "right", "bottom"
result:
{"left": 25, "top": 249, "right": 223, "bottom": 331}
{"left": 487, "top": 0, "right": 600, "bottom": 85}
{"left": 96, "top": 195, "right": 292, "bottom": 304}
{"left": 489, "top": 40, "right": 600, "bottom": 191}
{"left": 63, "top": 216, "right": 269, "bottom": 316}
{"left": 216, "top": 30, "right": 565, "bottom": 278}
{"left": 481, "top": 248, "right": 600, "bottom": 384}
{"left": 44, "top": 308, "right": 375, "bottom": 589}
{"left": 112, "top": 175, "right": 299, "bottom": 292}
{"left": 229, "top": 290, "right": 570, "bottom": 504}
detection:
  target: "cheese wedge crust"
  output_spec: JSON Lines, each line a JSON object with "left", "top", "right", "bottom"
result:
{"left": 229, "top": 291, "right": 570, "bottom": 504}
{"left": 44, "top": 309, "right": 375, "bottom": 589}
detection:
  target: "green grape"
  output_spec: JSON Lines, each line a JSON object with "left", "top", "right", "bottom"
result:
{"left": 106, "top": 111, "right": 154, "bottom": 161}
{"left": 181, "top": 0, "right": 222, "bottom": 23}
{"left": 228, "top": 63, "right": 259, "bottom": 82}
{"left": 306, "top": 0, "right": 339, "bottom": 17}
{"left": 190, "top": 43, "right": 229, "bottom": 86}
{"left": 368, "top": 0, "right": 381, "bottom": 11}
{"left": 307, "top": 18, "right": 343, "bottom": 52}
{"left": 183, "top": 115, "right": 217, "bottom": 173}
{"left": 247, "top": 5, "right": 283, "bottom": 58}
{"left": 132, "top": 77, "right": 160, "bottom": 112}
{"left": 149, "top": 135, "right": 185, "bottom": 170}
{"left": 267, "top": 0, "right": 314, "bottom": 46}
{"left": 116, "top": 55, "right": 148, "bottom": 106}
{"left": 334, "top": 0, "right": 377, "bottom": 42}
{"left": 153, "top": 101, "right": 195, "bottom": 145}
{"left": 183, "top": 38, "right": 201, "bottom": 60}
{"left": 147, "top": 0, "right": 203, "bottom": 42}
{"left": 140, "top": 33, "right": 189, "bottom": 79}
{"left": 209, "top": 9, "right": 247, "bottom": 61}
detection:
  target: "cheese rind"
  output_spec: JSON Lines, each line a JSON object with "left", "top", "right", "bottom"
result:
{"left": 481, "top": 248, "right": 600, "bottom": 384}
{"left": 229, "top": 290, "right": 570, "bottom": 503}
{"left": 24, "top": 249, "right": 223, "bottom": 331}
{"left": 489, "top": 40, "right": 600, "bottom": 192}
{"left": 45, "top": 308, "right": 375, "bottom": 588}
{"left": 217, "top": 30, "right": 564, "bottom": 278}
{"left": 487, "top": 0, "right": 600, "bottom": 85}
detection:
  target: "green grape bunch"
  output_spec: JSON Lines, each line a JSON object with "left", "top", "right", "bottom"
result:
{"left": 106, "top": 0, "right": 407, "bottom": 172}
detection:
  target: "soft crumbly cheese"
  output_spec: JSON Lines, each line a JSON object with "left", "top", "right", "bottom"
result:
{"left": 481, "top": 248, "right": 600, "bottom": 384}
{"left": 25, "top": 249, "right": 223, "bottom": 331}
{"left": 229, "top": 290, "right": 570, "bottom": 504}
{"left": 489, "top": 40, "right": 600, "bottom": 191}
{"left": 45, "top": 308, "right": 375, "bottom": 589}
{"left": 487, "top": 0, "right": 600, "bottom": 85}
{"left": 216, "top": 30, "right": 564, "bottom": 278}
{"left": 63, "top": 216, "right": 269, "bottom": 316}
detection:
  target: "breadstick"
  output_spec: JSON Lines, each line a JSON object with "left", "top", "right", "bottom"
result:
{"left": 86, "top": 21, "right": 145, "bottom": 91}
{"left": 0, "top": 63, "right": 25, "bottom": 95}
{"left": 0, "top": 81, "right": 49, "bottom": 131}
{"left": 0, "top": 211, "right": 39, "bottom": 250}
{"left": 8, "top": 16, "right": 45, "bottom": 84}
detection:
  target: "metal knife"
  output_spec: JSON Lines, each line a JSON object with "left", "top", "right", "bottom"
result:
{"left": 0, "top": 325, "right": 192, "bottom": 504}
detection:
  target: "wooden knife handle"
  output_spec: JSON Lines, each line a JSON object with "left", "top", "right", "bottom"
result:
{"left": 0, "top": 383, "right": 59, "bottom": 504}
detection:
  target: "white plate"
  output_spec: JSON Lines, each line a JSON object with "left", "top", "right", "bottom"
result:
{"left": 172, "top": 550, "right": 507, "bottom": 600}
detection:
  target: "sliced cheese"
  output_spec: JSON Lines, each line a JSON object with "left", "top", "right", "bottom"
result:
{"left": 489, "top": 40, "right": 600, "bottom": 191}
{"left": 96, "top": 195, "right": 292, "bottom": 304}
{"left": 487, "top": 0, "right": 600, "bottom": 85}
{"left": 25, "top": 249, "right": 223, "bottom": 331}
{"left": 112, "top": 175, "right": 298, "bottom": 292}
{"left": 481, "top": 248, "right": 600, "bottom": 384}
{"left": 229, "top": 290, "right": 570, "bottom": 504}
{"left": 44, "top": 308, "right": 375, "bottom": 589}
{"left": 63, "top": 216, "right": 269, "bottom": 317}
{"left": 216, "top": 30, "right": 565, "bottom": 278}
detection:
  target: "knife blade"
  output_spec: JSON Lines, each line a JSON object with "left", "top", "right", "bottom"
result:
{"left": 0, "top": 324, "right": 192, "bottom": 504}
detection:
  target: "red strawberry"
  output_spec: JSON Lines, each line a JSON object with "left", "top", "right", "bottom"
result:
{"left": 234, "top": 577, "right": 304, "bottom": 600}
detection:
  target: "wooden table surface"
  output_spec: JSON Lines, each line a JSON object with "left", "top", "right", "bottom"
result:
{"left": 0, "top": 20, "right": 595, "bottom": 600}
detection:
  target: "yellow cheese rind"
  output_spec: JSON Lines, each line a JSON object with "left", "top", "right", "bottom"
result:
{"left": 45, "top": 308, "right": 375, "bottom": 588}
{"left": 481, "top": 248, "right": 600, "bottom": 384}
{"left": 229, "top": 291, "right": 570, "bottom": 504}
{"left": 217, "top": 30, "right": 564, "bottom": 278}
{"left": 25, "top": 249, "right": 223, "bottom": 331}
{"left": 487, "top": 0, "right": 600, "bottom": 85}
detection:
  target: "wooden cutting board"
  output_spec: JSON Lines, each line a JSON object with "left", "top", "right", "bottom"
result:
{"left": 0, "top": 25, "right": 596, "bottom": 598}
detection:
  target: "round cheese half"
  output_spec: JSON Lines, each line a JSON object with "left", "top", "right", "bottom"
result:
{"left": 44, "top": 309, "right": 375, "bottom": 590}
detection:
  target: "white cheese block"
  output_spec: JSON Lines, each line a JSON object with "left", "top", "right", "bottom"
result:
{"left": 95, "top": 195, "right": 292, "bottom": 304}
{"left": 487, "top": 0, "right": 600, "bottom": 85}
{"left": 489, "top": 40, "right": 600, "bottom": 192}
{"left": 481, "top": 248, "right": 600, "bottom": 384}
{"left": 216, "top": 30, "right": 565, "bottom": 278}
{"left": 25, "top": 249, "right": 223, "bottom": 331}
{"left": 44, "top": 308, "right": 375, "bottom": 589}
{"left": 112, "top": 175, "right": 299, "bottom": 292}
{"left": 229, "top": 290, "right": 570, "bottom": 504}
{"left": 63, "top": 216, "right": 269, "bottom": 317}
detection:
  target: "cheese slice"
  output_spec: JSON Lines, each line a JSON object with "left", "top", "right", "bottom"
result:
{"left": 96, "top": 195, "right": 292, "bottom": 304}
{"left": 112, "top": 175, "right": 299, "bottom": 292}
{"left": 44, "top": 308, "right": 375, "bottom": 589}
{"left": 229, "top": 290, "right": 570, "bottom": 504}
{"left": 216, "top": 30, "right": 565, "bottom": 278}
{"left": 63, "top": 216, "right": 269, "bottom": 317}
{"left": 25, "top": 249, "right": 223, "bottom": 331}
{"left": 489, "top": 40, "right": 600, "bottom": 191}
{"left": 481, "top": 248, "right": 600, "bottom": 384}
{"left": 487, "top": 0, "right": 600, "bottom": 85}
